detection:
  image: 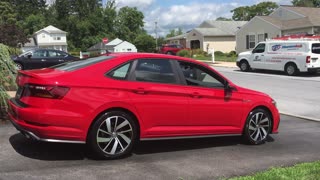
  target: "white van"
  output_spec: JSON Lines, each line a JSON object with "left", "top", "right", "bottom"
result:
{"left": 236, "top": 39, "right": 320, "bottom": 75}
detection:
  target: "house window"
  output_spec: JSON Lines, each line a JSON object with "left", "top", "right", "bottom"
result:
{"left": 42, "top": 34, "right": 45, "bottom": 38}
{"left": 53, "top": 36, "right": 61, "bottom": 40}
{"left": 258, "top": 34, "right": 264, "bottom": 43}
{"left": 249, "top": 35, "right": 255, "bottom": 48}
{"left": 127, "top": 49, "right": 132, "bottom": 52}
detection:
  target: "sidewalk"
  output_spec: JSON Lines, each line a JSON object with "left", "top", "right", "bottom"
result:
{"left": 199, "top": 60, "right": 238, "bottom": 68}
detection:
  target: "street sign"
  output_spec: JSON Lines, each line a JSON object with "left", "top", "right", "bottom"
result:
{"left": 102, "top": 38, "right": 108, "bottom": 44}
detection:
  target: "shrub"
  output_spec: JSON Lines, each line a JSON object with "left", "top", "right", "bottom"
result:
{"left": 227, "top": 50, "right": 237, "bottom": 57}
{"left": 177, "top": 49, "right": 191, "bottom": 57}
{"left": 0, "top": 44, "right": 17, "bottom": 120}
{"left": 214, "top": 51, "right": 224, "bottom": 57}
{"left": 192, "top": 49, "right": 208, "bottom": 57}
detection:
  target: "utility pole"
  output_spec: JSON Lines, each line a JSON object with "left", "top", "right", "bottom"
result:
{"left": 155, "top": 21, "right": 158, "bottom": 52}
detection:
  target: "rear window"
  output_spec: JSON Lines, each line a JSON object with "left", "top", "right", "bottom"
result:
{"left": 51, "top": 56, "right": 114, "bottom": 71}
{"left": 312, "top": 43, "right": 320, "bottom": 54}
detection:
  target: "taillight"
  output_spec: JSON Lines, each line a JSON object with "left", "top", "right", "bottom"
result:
{"left": 23, "top": 84, "right": 69, "bottom": 99}
{"left": 306, "top": 56, "right": 311, "bottom": 63}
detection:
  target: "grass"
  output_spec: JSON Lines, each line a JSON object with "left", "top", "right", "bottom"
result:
{"left": 228, "top": 161, "right": 320, "bottom": 180}
{"left": 194, "top": 56, "right": 237, "bottom": 62}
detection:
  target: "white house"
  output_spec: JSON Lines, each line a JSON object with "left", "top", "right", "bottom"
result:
{"left": 22, "top": 25, "right": 68, "bottom": 52}
{"left": 185, "top": 21, "right": 247, "bottom": 53}
{"left": 236, "top": 6, "right": 320, "bottom": 54}
{"left": 87, "top": 38, "right": 137, "bottom": 54}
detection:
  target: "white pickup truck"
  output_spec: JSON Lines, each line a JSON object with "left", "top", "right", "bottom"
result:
{"left": 236, "top": 40, "right": 320, "bottom": 75}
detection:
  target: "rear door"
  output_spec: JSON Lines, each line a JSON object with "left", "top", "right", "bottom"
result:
{"left": 310, "top": 43, "right": 320, "bottom": 68}
{"left": 47, "top": 50, "right": 66, "bottom": 67}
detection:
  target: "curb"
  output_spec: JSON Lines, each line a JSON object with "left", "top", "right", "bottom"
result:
{"left": 280, "top": 112, "right": 320, "bottom": 122}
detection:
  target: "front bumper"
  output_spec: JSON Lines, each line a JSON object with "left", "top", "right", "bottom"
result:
{"left": 8, "top": 98, "right": 85, "bottom": 144}
{"left": 236, "top": 61, "right": 240, "bottom": 68}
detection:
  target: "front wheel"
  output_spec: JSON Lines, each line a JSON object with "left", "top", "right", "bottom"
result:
{"left": 243, "top": 108, "right": 272, "bottom": 145}
{"left": 87, "top": 111, "right": 138, "bottom": 159}
{"left": 239, "top": 61, "right": 250, "bottom": 72}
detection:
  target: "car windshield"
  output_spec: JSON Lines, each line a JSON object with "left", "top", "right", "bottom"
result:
{"left": 51, "top": 56, "right": 114, "bottom": 71}
{"left": 19, "top": 50, "right": 33, "bottom": 57}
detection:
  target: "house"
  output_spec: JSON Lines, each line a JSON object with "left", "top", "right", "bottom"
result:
{"left": 22, "top": 25, "right": 68, "bottom": 52}
{"left": 87, "top": 38, "right": 137, "bottom": 54}
{"left": 185, "top": 21, "right": 247, "bottom": 53}
{"left": 165, "top": 33, "right": 188, "bottom": 48}
{"left": 236, "top": 6, "right": 320, "bottom": 54}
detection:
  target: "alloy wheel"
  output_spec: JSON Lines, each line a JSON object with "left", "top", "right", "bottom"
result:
{"left": 248, "top": 112, "right": 270, "bottom": 142}
{"left": 96, "top": 115, "right": 133, "bottom": 155}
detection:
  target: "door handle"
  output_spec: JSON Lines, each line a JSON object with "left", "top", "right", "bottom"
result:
{"left": 41, "top": 59, "right": 46, "bottom": 61}
{"left": 191, "top": 92, "right": 201, "bottom": 98}
{"left": 133, "top": 88, "right": 147, "bottom": 94}
{"left": 261, "top": 54, "right": 264, "bottom": 56}
{"left": 58, "top": 59, "right": 64, "bottom": 62}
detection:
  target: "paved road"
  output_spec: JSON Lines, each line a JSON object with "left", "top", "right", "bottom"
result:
{"left": 214, "top": 66, "right": 320, "bottom": 121}
{"left": 0, "top": 115, "right": 319, "bottom": 180}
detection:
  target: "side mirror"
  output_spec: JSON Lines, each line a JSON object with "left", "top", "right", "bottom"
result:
{"left": 27, "top": 54, "right": 32, "bottom": 59}
{"left": 224, "top": 81, "right": 236, "bottom": 98}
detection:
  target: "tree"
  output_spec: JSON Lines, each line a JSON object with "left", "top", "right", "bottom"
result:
{"left": 231, "top": 2, "right": 278, "bottom": 21}
{"left": 216, "top": 17, "right": 232, "bottom": 21}
{"left": 292, "top": 0, "right": 320, "bottom": 7}
{"left": 166, "top": 28, "right": 184, "bottom": 38}
{"left": 19, "top": 14, "right": 46, "bottom": 36}
{"left": 114, "top": 6, "right": 145, "bottom": 42}
{"left": 134, "top": 34, "right": 155, "bottom": 52}
{"left": 0, "top": 2, "right": 17, "bottom": 24}
{"left": 3, "top": 0, "right": 47, "bottom": 21}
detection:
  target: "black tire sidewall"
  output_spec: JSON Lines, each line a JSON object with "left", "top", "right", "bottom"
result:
{"left": 240, "top": 61, "right": 249, "bottom": 72}
{"left": 243, "top": 108, "right": 271, "bottom": 145}
{"left": 87, "top": 111, "right": 138, "bottom": 159}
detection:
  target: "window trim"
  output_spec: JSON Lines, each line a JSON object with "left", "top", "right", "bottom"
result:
{"left": 175, "top": 60, "right": 227, "bottom": 89}
{"left": 105, "top": 61, "right": 134, "bottom": 81}
{"left": 129, "top": 58, "right": 183, "bottom": 85}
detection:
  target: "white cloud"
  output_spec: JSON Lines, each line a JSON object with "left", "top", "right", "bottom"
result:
{"left": 115, "top": 0, "right": 155, "bottom": 10}
{"left": 144, "top": 2, "right": 240, "bottom": 37}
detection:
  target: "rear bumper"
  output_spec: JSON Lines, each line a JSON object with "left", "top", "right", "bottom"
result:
{"left": 307, "top": 67, "right": 320, "bottom": 73}
{"left": 8, "top": 98, "right": 86, "bottom": 144}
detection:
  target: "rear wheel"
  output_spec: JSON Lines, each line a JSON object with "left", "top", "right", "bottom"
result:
{"left": 166, "top": 51, "right": 173, "bottom": 55}
{"left": 87, "top": 111, "right": 138, "bottom": 159}
{"left": 239, "top": 60, "right": 250, "bottom": 72}
{"left": 285, "top": 63, "right": 298, "bottom": 76}
{"left": 243, "top": 108, "right": 272, "bottom": 145}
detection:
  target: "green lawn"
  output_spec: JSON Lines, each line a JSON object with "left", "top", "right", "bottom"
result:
{"left": 229, "top": 161, "right": 320, "bottom": 180}
{"left": 194, "top": 56, "right": 237, "bottom": 62}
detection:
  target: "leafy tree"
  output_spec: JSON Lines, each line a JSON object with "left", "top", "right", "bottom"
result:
{"left": 3, "top": 0, "right": 47, "bottom": 21}
{"left": 0, "top": 2, "right": 17, "bottom": 24}
{"left": 19, "top": 14, "right": 46, "bottom": 36}
{"left": 114, "top": 6, "right": 145, "bottom": 42}
{"left": 134, "top": 34, "right": 155, "bottom": 52}
{"left": 166, "top": 28, "right": 184, "bottom": 38}
{"left": 292, "top": 0, "right": 320, "bottom": 7}
{"left": 231, "top": 2, "right": 278, "bottom": 21}
{"left": 216, "top": 17, "right": 232, "bottom": 21}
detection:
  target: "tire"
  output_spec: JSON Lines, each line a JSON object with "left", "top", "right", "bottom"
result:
{"left": 15, "top": 63, "right": 23, "bottom": 70}
{"left": 87, "top": 111, "right": 138, "bottom": 159}
{"left": 243, "top": 108, "right": 272, "bottom": 145}
{"left": 285, "top": 63, "right": 298, "bottom": 76}
{"left": 239, "top": 60, "right": 250, "bottom": 72}
{"left": 166, "top": 51, "right": 173, "bottom": 55}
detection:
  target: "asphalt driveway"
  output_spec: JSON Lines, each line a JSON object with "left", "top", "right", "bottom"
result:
{"left": 0, "top": 115, "right": 320, "bottom": 180}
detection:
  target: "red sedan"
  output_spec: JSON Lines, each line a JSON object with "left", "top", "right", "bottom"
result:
{"left": 8, "top": 53, "right": 280, "bottom": 159}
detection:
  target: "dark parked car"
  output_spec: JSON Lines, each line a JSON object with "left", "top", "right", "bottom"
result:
{"left": 11, "top": 49, "right": 79, "bottom": 70}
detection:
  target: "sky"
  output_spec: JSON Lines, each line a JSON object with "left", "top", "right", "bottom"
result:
{"left": 103, "top": 0, "right": 293, "bottom": 37}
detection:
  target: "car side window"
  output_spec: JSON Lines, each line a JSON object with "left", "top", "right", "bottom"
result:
{"left": 253, "top": 43, "right": 265, "bottom": 53}
{"left": 134, "top": 59, "right": 177, "bottom": 84}
{"left": 179, "top": 61, "right": 225, "bottom": 88}
{"left": 48, "top": 50, "right": 58, "bottom": 57}
{"left": 107, "top": 62, "right": 132, "bottom": 80}
{"left": 33, "top": 50, "right": 47, "bottom": 58}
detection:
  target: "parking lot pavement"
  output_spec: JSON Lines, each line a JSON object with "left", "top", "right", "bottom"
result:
{"left": 0, "top": 115, "right": 319, "bottom": 180}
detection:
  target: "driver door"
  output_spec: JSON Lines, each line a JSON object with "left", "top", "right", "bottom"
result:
{"left": 251, "top": 43, "right": 266, "bottom": 69}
